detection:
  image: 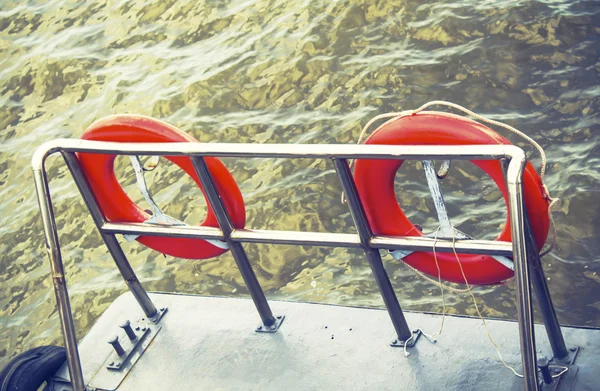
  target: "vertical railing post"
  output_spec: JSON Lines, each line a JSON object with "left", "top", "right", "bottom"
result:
{"left": 62, "top": 152, "right": 158, "bottom": 320}
{"left": 333, "top": 158, "right": 412, "bottom": 343}
{"left": 522, "top": 207, "right": 569, "bottom": 360}
{"left": 191, "top": 157, "right": 277, "bottom": 328}
{"left": 506, "top": 154, "right": 539, "bottom": 391}
{"left": 33, "top": 164, "right": 86, "bottom": 391}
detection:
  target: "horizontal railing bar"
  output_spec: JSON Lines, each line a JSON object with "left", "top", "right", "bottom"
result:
{"left": 101, "top": 222, "right": 226, "bottom": 240}
{"left": 34, "top": 139, "right": 523, "bottom": 164}
{"left": 230, "top": 229, "right": 362, "bottom": 248}
{"left": 100, "top": 222, "right": 512, "bottom": 256}
{"left": 370, "top": 235, "right": 513, "bottom": 256}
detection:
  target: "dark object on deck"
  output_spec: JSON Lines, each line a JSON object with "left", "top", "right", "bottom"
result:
{"left": 0, "top": 345, "right": 65, "bottom": 391}
{"left": 537, "top": 356, "right": 553, "bottom": 385}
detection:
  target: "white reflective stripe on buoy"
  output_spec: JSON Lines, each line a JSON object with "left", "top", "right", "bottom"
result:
{"left": 122, "top": 215, "right": 229, "bottom": 250}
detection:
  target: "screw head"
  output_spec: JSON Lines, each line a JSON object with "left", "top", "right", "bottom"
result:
{"left": 257, "top": 326, "right": 262, "bottom": 330}
{"left": 392, "top": 340, "right": 398, "bottom": 344}
{"left": 109, "top": 362, "right": 114, "bottom": 366}
{"left": 570, "top": 347, "right": 577, "bottom": 352}
{"left": 277, "top": 315, "right": 282, "bottom": 319}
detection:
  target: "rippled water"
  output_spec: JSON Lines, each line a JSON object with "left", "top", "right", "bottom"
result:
{"left": 1, "top": 0, "right": 599, "bottom": 367}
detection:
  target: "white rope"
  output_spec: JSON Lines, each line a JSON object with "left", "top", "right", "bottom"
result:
{"left": 401, "top": 228, "right": 456, "bottom": 351}
{"left": 400, "top": 224, "right": 522, "bottom": 375}
{"left": 401, "top": 229, "right": 444, "bottom": 357}
{"left": 403, "top": 260, "right": 472, "bottom": 294}
{"left": 402, "top": 222, "right": 569, "bottom": 380}
{"left": 448, "top": 229, "right": 524, "bottom": 378}
{"left": 398, "top": 224, "right": 570, "bottom": 381}
{"left": 552, "top": 366, "right": 570, "bottom": 378}
{"left": 403, "top": 333, "right": 415, "bottom": 357}
{"left": 345, "top": 101, "right": 559, "bottom": 255}
{"left": 403, "top": 329, "right": 438, "bottom": 357}
{"left": 449, "top": 227, "right": 568, "bottom": 380}
{"left": 413, "top": 101, "right": 549, "bottom": 180}
{"left": 431, "top": 228, "right": 446, "bottom": 337}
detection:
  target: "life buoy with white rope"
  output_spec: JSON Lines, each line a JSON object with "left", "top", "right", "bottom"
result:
{"left": 77, "top": 115, "right": 246, "bottom": 259}
{"left": 354, "top": 111, "right": 550, "bottom": 285}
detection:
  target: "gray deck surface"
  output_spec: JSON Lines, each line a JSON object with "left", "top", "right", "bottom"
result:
{"left": 54, "top": 292, "right": 599, "bottom": 391}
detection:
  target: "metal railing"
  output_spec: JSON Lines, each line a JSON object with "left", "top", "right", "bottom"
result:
{"left": 32, "top": 140, "right": 569, "bottom": 391}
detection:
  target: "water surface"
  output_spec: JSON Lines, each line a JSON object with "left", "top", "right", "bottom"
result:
{"left": 1, "top": 0, "right": 599, "bottom": 367}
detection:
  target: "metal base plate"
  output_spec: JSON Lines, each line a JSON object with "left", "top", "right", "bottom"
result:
{"left": 541, "top": 365, "right": 579, "bottom": 390}
{"left": 105, "top": 327, "right": 151, "bottom": 371}
{"left": 540, "top": 346, "right": 580, "bottom": 390}
{"left": 553, "top": 346, "right": 579, "bottom": 365}
{"left": 51, "top": 307, "right": 168, "bottom": 391}
{"left": 256, "top": 315, "right": 285, "bottom": 333}
{"left": 89, "top": 308, "right": 167, "bottom": 390}
{"left": 390, "top": 329, "right": 422, "bottom": 348}
{"left": 104, "top": 307, "right": 168, "bottom": 372}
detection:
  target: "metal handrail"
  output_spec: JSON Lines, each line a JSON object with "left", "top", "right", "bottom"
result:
{"left": 101, "top": 223, "right": 515, "bottom": 255}
{"left": 32, "top": 139, "right": 555, "bottom": 391}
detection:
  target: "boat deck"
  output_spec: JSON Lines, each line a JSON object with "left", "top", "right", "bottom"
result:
{"left": 51, "top": 292, "right": 598, "bottom": 391}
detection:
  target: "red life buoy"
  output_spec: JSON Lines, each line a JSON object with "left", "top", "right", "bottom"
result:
{"left": 354, "top": 111, "right": 550, "bottom": 285}
{"left": 77, "top": 115, "right": 246, "bottom": 259}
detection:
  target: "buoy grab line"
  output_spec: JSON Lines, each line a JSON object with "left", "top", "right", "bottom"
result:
{"left": 344, "top": 100, "right": 559, "bottom": 256}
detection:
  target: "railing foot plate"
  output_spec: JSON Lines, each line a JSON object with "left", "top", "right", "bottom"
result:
{"left": 256, "top": 315, "right": 285, "bottom": 333}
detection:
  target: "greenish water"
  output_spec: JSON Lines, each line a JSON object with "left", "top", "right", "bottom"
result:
{"left": 0, "top": 0, "right": 599, "bottom": 367}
